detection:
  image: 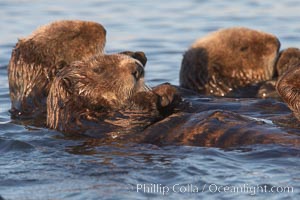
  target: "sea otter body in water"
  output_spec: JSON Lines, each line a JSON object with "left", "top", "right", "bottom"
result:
{"left": 7, "top": 21, "right": 300, "bottom": 148}
{"left": 44, "top": 52, "right": 299, "bottom": 148}
{"left": 47, "top": 53, "right": 179, "bottom": 135}
{"left": 180, "top": 27, "right": 280, "bottom": 97}
{"left": 8, "top": 20, "right": 107, "bottom": 119}
{"left": 276, "top": 48, "right": 300, "bottom": 121}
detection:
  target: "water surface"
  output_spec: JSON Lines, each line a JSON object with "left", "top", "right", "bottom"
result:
{"left": 1, "top": 1, "right": 300, "bottom": 199}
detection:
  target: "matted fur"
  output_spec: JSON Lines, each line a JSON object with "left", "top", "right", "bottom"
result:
{"left": 46, "top": 53, "right": 169, "bottom": 133}
{"left": 8, "top": 20, "right": 106, "bottom": 118}
{"left": 180, "top": 27, "right": 280, "bottom": 97}
{"left": 277, "top": 66, "right": 300, "bottom": 120}
{"left": 275, "top": 48, "right": 300, "bottom": 76}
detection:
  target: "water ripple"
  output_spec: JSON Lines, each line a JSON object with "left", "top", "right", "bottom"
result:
{"left": 1, "top": 0, "right": 300, "bottom": 199}
{"left": 0, "top": 138, "right": 34, "bottom": 152}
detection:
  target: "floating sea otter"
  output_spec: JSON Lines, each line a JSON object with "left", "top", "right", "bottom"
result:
{"left": 46, "top": 52, "right": 299, "bottom": 148}
{"left": 7, "top": 22, "right": 300, "bottom": 148}
{"left": 180, "top": 27, "right": 280, "bottom": 97}
{"left": 47, "top": 53, "right": 180, "bottom": 135}
{"left": 7, "top": 20, "right": 148, "bottom": 120}
{"left": 8, "top": 20, "right": 107, "bottom": 119}
{"left": 276, "top": 48, "right": 300, "bottom": 121}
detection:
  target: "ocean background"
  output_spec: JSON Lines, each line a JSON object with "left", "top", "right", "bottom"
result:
{"left": 0, "top": 1, "right": 300, "bottom": 199}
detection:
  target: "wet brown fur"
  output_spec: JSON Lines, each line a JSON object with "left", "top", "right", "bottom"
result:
{"left": 8, "top": 20, "right": 106, "bottom": 118}
{"left": 275, "top": 48, "right": 300, "bottom": 121}
{"left": 180, "top": 27, "right": 280, "bottom": 97}
{"left": 132, "top": 110, "right": 300, "bottom": 147}
{"left": 277, "top": 66, "right": 300, "bottom": 120}
{"left": 275, "top": 48, "right": 300, "bottom": 76}
{"left": 47, "top": 53, "right": 180, "bottom": 134}
{"left": 8, "top": 22, "right": 300, "bottom": 148}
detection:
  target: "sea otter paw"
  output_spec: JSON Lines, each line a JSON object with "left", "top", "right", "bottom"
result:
{"left": 152, "top": 83, "right": 180, "bottom": 107}
{"left": 130, "top": 91, "right": 159, "bottom": 111}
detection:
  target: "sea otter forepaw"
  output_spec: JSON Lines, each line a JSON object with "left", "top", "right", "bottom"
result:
{"left": 130, "top": 91, "right": 159, "bottom": 111}
{"left": 152, "top": 83, "right": 181, "bottom": 107}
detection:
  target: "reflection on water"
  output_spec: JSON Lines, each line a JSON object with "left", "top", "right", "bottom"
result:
{"left": 1, "top": 0, "right": 300, "bottom": 199}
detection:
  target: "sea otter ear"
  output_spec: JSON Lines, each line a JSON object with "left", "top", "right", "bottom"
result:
{"left": 119, "top": 51, "right": 147, "bottom": 66}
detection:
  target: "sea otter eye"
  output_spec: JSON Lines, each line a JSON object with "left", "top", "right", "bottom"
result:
{"left": 132, "top": 64, "right": 144, "bottom": 80}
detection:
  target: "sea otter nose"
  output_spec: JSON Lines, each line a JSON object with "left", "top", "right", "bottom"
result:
{"left": 133, "top": 64, "right": 144, "bottom": 80}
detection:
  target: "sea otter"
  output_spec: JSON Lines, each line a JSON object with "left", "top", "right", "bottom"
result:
{"left": 276, "top": 48, "right": 300, "bottom": 121}
{"left": 8, "top": 20, "right": 107, "bottom": 119}
{"left": 180, "top": 27, "right": 280, "bottom": 97}
{"left": 46, "top": 52, "right": 300, "bottom": 148}
{"left": 8, "top": 21, "right": 300, "bottom": 148}
{"left": 47, "top": 53, "right": 180, "bottom": 135}
{"left": 275, "top": 48, "right": 300, "bottom": 76}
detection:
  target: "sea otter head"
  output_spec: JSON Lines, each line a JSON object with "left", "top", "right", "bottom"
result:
{"left": 83, "top": 53, "right": 149, "bottom": 107}
{"left": 47, "top": 52, "right": 150, "bottom": 130}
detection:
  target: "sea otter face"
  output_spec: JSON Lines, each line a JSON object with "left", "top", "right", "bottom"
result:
{"left": 84, "top": 53, "right": 150, "bottom": 108}
{"left": 47, "top": 52, "right": 149, "bottom": 117}
{"left": 47, "top": 52, "right": 153, "bottom": 131}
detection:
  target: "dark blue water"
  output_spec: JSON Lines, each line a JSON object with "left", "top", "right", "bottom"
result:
{"left": 1, "top": 1, "right": 300, "bottom": 199}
